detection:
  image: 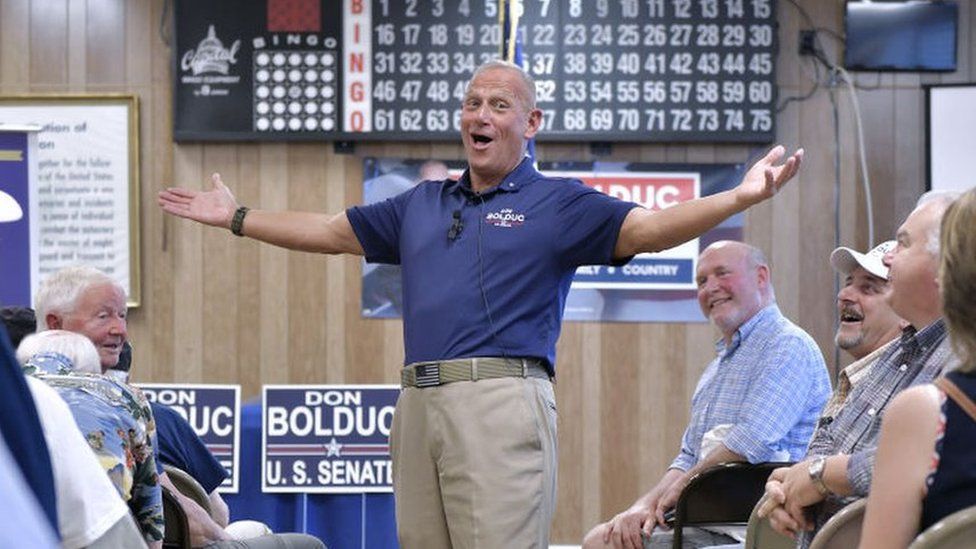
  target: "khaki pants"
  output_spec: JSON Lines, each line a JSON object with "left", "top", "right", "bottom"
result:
{"left": 391, "top": 376, "right": 558, "bottom": 549}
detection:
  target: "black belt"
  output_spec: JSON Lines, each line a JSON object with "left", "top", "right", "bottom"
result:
{"left": 401, "top": 357, "right": 549, "bottom": 388}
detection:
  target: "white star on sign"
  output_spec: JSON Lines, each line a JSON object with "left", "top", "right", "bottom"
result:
{"left": 324, "top": 437, "right": 342, "bottom": 457}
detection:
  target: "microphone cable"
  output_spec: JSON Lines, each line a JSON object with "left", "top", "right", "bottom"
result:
{"left": 474, "top": 193, "right": 517, "bottom": 367}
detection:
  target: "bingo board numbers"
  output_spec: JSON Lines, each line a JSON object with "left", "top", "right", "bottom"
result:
{"left": 174, "top": 0, "right": 777, "bottom": 143}
{"left": 358, "top": 0, "right": 777, "bottom": 142}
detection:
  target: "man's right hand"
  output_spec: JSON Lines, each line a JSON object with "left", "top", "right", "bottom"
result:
{"left": 757, "top": 467, "right": 808, "bottom": 538}
{"left": 602, "top": 501, "right": 656, "bottom": 549}
{"left": 158, "top": 173, "right": 239, "bottom": 229}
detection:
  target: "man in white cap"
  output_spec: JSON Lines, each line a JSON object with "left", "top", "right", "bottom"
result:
{"left": 758, "top": 192, "right": 961, "bottom": 548}
{"left": 820, "top": 241, "right": 905, "bottom": 418}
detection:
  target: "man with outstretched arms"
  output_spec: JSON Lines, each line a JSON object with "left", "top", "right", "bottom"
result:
{"left": 160, "top": 60, "right": 803, "bottom": 549}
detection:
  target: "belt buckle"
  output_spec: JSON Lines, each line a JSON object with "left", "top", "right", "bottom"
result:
{"left": 413, "top": 363, "right": 441, "bottom": 388}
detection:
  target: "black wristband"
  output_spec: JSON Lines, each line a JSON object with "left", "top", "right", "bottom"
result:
{"left": 230, "top": 206, "right": 250, "bottom": 236}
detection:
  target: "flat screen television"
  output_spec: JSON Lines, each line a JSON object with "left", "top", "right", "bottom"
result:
{"left": 844, "top": 1, "right": 958, "bottom": 72}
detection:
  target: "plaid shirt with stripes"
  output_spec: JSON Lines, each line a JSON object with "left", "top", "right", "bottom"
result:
{"left": 800, "top": 319, "right": 958, "bottom": 548}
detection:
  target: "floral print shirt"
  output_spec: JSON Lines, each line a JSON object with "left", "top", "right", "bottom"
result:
{"left": 24, "top": 352, "right": 164, "bottom": 543}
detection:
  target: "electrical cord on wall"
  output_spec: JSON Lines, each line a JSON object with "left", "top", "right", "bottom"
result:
{"left": 781, "top": 0, "right": 876, "bottom": 248}
{"left": 835, "top": 65, "right": 875, "bottom": 247}
{"left": 829, "top": 83, "right": 842, "bottom": 376}
{"left": 781, "top": 0, "right": 879, "bottom": 378}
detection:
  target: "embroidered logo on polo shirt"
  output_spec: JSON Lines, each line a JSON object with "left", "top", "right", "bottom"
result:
{"left": 484, "top": 208, "right": 525, "bottom": 228}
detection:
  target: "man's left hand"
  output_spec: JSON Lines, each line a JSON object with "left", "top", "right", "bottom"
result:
{"left": 735, "top": 145, "right": 804, "bottom": 207}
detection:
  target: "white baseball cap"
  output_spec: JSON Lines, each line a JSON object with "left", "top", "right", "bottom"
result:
{"left": 830, "top": 240, "right": 896, "bottom": 280}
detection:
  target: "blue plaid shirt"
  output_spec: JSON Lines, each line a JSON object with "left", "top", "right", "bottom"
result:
{"left": 671, "top": 305, "right": 831, "bottom": 471}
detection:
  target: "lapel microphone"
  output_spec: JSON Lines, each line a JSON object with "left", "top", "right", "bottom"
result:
{"left": 448, "top": 210, "right": 463, "bottom": 241}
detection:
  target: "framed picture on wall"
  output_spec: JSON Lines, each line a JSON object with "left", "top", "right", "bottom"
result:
{"left": 0, "top": 94, "right": 141, "bottom": 307}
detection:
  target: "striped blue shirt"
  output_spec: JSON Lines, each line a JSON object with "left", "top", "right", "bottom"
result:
{"left": 671, "top": 305, "right": 831, "bottom": 471}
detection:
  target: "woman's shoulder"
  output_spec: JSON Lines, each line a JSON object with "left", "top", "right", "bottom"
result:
{"left": 885, "top": 384, "right": 943, "bottom": 427}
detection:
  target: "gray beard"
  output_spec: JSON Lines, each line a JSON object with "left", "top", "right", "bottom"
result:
{"left": 835, "top": 332, "right": 864, "bottom": 350}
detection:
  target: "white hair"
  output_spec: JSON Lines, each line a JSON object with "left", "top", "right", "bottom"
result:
{"left": 16, "top": 330, "right": 102, "bottom": 374}
{"left": 916, "top": 190, "right": 961, "bottom": 257}
{"left": 35, "top": 266, "right": 123, "bottom": 330}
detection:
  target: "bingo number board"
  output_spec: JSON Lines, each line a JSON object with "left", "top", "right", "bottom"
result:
{"left": 174, "top": 0, "right": 778, "bottom": 143}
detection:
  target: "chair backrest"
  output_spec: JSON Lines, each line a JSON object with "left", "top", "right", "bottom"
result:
{"left": 908, "top": 504, "right": 976, "bottom": 549}
{"left": 164, "top": 463, "right": 213, "bottom": 517}
{"left": 744, "top": 497, "right": 796, "bottom": 549}
{"left": 808, "top": 498, "right": 866, "bottom": 549}
{"left": 162, "top": 485, "right": 192, "bottom": 549}
{"left": 672, "top": 461, "right": 792, "bottom": 549}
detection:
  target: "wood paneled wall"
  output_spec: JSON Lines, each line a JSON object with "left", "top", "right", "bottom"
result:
{"left": 2, "top": 0, "right": 973, "bottom": 542}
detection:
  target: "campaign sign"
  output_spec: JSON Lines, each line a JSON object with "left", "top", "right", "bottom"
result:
{"left": 557, "top": 161, "right": 746, "bottom": 322}
{"left": 561, "top": 170, "right": 701, "bottom": 290}
{"left": 262, "top": 385, "right": 398, "bottom": 493}
{"left": 138, "top": 384, "right": 241, "bottom": 493}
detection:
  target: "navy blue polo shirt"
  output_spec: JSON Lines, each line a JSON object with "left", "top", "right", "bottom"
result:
{"left": 347, "top": 157, "right": 637, "bottom": 371}
{"left": 151, "top": 402, "right": 229, "bottom": 493}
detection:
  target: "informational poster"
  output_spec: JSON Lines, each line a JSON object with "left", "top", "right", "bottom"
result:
{"left": 0, "top": 95, "right": 141, "bottom": 307}
{"left": 174, "top": 0, "right": 777, "bottom": 142}
{"left": 262, "top": 385, "right": 398, "bottom": 493}
{"left": 138, "top": 384, "right": 242, "bottom": 493}
{"left": 359, "top": 157, "right": 745, "bottom": 322}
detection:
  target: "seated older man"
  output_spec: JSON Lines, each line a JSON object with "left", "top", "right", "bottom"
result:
{"left": 19, "top": 330, "right": 164, "bottom": 547}
{"left": 584, "top": 241, "right": 831, "bottom": 549}
{"left": 758, "top": 192, "right": 961, "bottom": 548}
{"left": 34, "top": 265, "right": 326, "bottom": 549}
{"left": 12, "top": 330, "right": 145, "bottom": 548}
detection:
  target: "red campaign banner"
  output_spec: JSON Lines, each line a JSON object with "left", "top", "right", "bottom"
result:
{"left": 576, "top": 173, "right": 699, "bottom": 211}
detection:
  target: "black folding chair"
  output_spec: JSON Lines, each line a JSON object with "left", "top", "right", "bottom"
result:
{"left": 162, "top": 485, "right": 192, "bottom": 549}
{"left": 671, "top": 461, "right": 791, "bottom": 549}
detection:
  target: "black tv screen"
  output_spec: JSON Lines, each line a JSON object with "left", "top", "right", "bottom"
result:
{"left": 845, "top": 1, "right": 958, "bottom": 72}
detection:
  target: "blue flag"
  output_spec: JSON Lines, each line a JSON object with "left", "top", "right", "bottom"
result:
{"left": 499, "top": 0, "right": 535, "bottom": 162}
